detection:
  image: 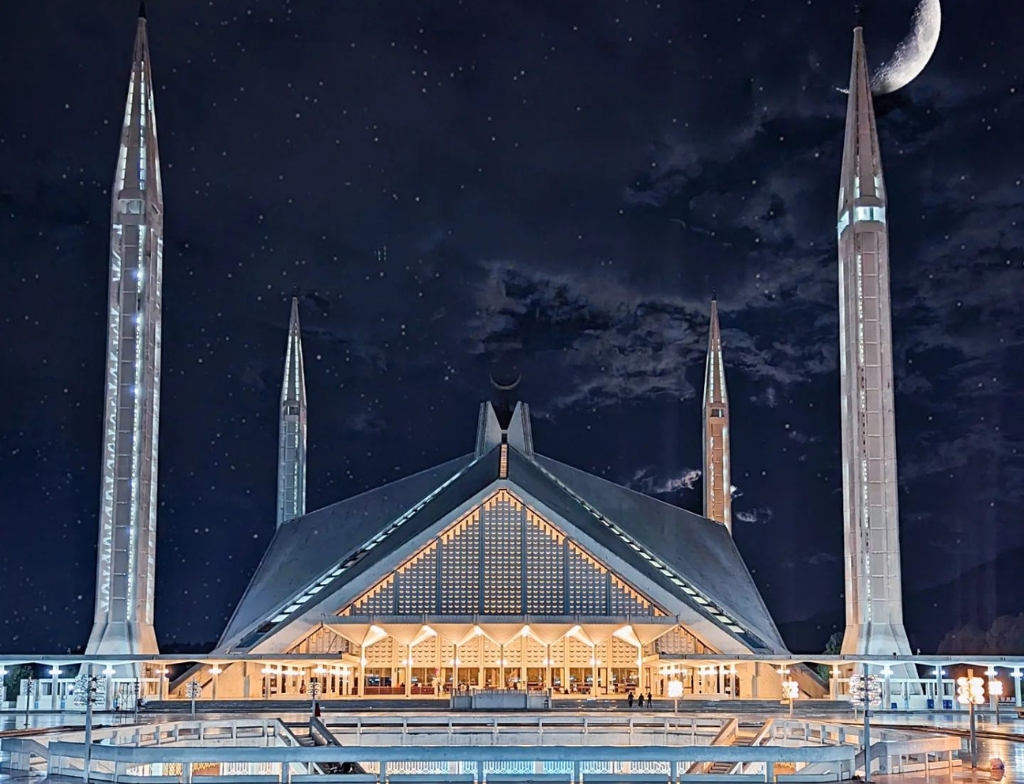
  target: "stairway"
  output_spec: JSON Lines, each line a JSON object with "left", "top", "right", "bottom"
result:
{"left": 704, "top": 723, "right": 761, "bottom": 775}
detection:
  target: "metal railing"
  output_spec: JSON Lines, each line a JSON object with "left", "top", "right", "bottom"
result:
{"left": 44, "top": 739, "right": 858, "bottom": 783}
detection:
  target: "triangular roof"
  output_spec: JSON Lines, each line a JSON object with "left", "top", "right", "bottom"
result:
{"left": 217, "top": 437, "right": 787, "bottom": 655}
{"left": 525, "top": 453, "right": 784, "bottom": 651}
{"left": 219, "top": 453, "right": 480, "bottom": 647}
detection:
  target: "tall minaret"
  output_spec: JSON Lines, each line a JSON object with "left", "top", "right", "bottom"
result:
{"left": 87, "top": 4, "right": 163, "bottom": 657}
{"left": 702, "top": 297, "right": 732, "bottom": 533}
{"left": 837, "top": 27, "right": 912, "bottom": 657}
{"left": 276, "top": 297, "right": 307, "bottom": 526}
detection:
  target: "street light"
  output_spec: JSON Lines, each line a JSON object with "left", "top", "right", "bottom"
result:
{"left": 850, "top": 667, "right": 882, "bottom": 782}
{"left": 667, "top": 679, "right": 683, "bottom": 714}
{"left": 209, "top": 666, "right": 222, "bottom": 701}
{"left": 23, "top": 678, "right": 35, "bottom": 729}
{"left": 957, "top": 669, "right": 985, "bottom": 768}
{"left": 986, "top": 668, "right": 1003, "bottom": 726}
{"left": 74, "top": 665, "right": 106, "bottom": 784}
{"left": 782, "top": 679, "right": 800, "bottom": 717}
{"left": 309, "top": 678, "right": 321, "bottom": 716}
{"left": 185, "top": 678, "right": 202, "bottom": 718}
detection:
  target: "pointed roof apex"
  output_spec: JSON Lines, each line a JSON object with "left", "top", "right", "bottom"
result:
{"left": 704, "top": 297, "right": 727, "bottom": 407}
{"left": 281, "top": 297, "right": 306, "bottom": 405}
{"left": 138, "top": 1, "right": 147, "bottom": 19}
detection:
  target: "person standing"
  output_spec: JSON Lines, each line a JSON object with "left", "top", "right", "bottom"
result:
{"left": 627, "top": 691, "right": 635, "bottom": 708}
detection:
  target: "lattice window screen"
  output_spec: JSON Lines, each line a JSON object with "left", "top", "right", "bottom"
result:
{"left": 396, "top": 543, "right": 438, "bottom": 614}
{"left": 351, "top": 576, "right": 395, "bottom": 616}
{"left": 565, "top": 635, "right": 592, "bottom": 666}
{"left": 286, "top": 626, "right": 348, "bottom": 655}
{"left": 653, "top": 625, "right": 710, "bottom": 654}
{"left": 609, "top": 575, "right": 654, "bottom": 616}
{"left": 458, "top": 637, "right": 481, "bottom": 667}
{"left": 567, "top": 543, "right": 606, "bottom": 614}
{"left": 364, "top": 638, "right": 393, "bottom": 666}
{"left": 439, "top": 512, "right": 481, "bottom": 613}
{"left": 498, "top": 638, "right": 520, "bottom": 667}
{"left": 523, "top": 635, "right": 547, "bottom": 666}
{"left": 410, "top": 636, "right": 437, "bottom": 667}
{"left": 481, "top": 491, "right": 522, "bottom": 613}
{"left": 337, "top": 490, "right": 669, "bottom": 621}
{"left": 524, "top": 511, "right": 564, "bottom": 614}
{"left": 609, "top": 636, "right": 639, "bottom": 666}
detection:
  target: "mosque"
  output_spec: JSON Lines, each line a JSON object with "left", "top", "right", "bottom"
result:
{"left": 81, "top": 6, "right": 911, "bottom": 703}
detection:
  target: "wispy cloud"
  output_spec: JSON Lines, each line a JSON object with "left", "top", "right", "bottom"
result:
{"left": 630, "top": 467, "right": 702, "bottom": 495}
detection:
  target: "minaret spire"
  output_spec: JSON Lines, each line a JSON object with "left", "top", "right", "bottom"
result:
{"left": 702, "top": 296, "right": 732, "bottom": 533}
{"left": 87, "top": 10, "right": 163, "bottom": 657}
{"left": 277, "top": 297, "right": 308, "bottom": 526}
{"left": 837, "top": 27, "right": 913, "bottom": 657}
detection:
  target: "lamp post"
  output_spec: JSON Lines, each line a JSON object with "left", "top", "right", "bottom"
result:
{"left": 49, "top": 667, "right": 62, "bottom": 711}
{"left": 775, "top": 665, "right": 789, "bottom": 700}
{"left": 186, "top": 678, "right": 202, "bottom": 718}
{"left": 133, "top": 679, "right": 140, "bottom": 724}
{"left": 209, "top": 666, "right": 222, "bottom": 701}
{"left": 23, "top": 677, "right": 35, "bottom": 729}
{"left": 309, "top": 678, "right": 321, "bottom": 716}
{"left": 667, "top": 679, "right": 683, "bottom": 714}
{"left": 986, "top": 668, "right": 1003, "bottom": 726}
{"left": 850, "top": 664, "right": 882, "bottom": 782}
{"left": 74, "top": 665, "right": 105, "bottom": 784}
{"left": 782, "top": 679, "right": 799, "bottom": 717}
{"left": 957, "top": 669, "right": 985, "bottom": 768}
{"left": 659, "top": 664, "right": 686, "bottom": 713}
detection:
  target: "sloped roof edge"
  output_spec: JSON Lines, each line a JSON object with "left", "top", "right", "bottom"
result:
{"left": 527, "top": 452, "right": 787, "bottom": 652}
{"left": 218, "top": 453, "right": 480, "bottom": 648}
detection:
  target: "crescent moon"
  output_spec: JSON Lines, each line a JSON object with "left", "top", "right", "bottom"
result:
{"left": 871, "top": 0, "right": 941, "bottom": 95}
{"left": 489, "top": 373, "right": 522, "bottom": 392}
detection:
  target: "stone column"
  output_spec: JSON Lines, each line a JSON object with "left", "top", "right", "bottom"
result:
{"left": 546, "top": 644, "right": 553, "bottom": 693}
{"left": 478, "top": 635, "right": 484, "bottom": 689}
{"left": 357, "top": 645, "right": 365, "bottom": 697}
{"left": 405, "top": 644, "right": 412, "bottom": 697}
{"left": 520, "top": 636, "right": 527, "bottom": 691}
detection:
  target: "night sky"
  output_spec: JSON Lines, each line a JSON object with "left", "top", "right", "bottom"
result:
{"left": 1, "top": 0, "right": 1022, "bottom": 656}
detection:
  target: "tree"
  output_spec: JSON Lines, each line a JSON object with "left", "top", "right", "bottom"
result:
{"left": 816, "top": 631, "right": 844, "bottom": 680}
{"left": 3, "top": 664, "right": 34, "bottom": 696}
{"left": 937, "top": 614, "right": 1024, "bottom": 655}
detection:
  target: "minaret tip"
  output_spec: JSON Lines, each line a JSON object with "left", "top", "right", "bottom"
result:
{"left": 703, "top": 295, "right": 731, "bottom": 532}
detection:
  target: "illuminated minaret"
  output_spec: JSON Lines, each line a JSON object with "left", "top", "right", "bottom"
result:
{"left": 702, "top": 297, "right": 732, "bottom": 533}
{"left": 87, "top": 4, "right": 163, "bottom": 656}
{"left": 837, "top": 27, "right": 912, "bottom": 657}
{"left": 277, "top": 297, "right": 307, "bottom": 526}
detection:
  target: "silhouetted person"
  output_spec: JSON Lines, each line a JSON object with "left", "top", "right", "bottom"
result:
{"left": 627, "top": 691, "right": 635, "bottom": 708}
{"left": 637, "top": 693, "right": 645, "bottom": 708}
{"left": 646, "top": 690, "right": 653, "bottom": 706}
